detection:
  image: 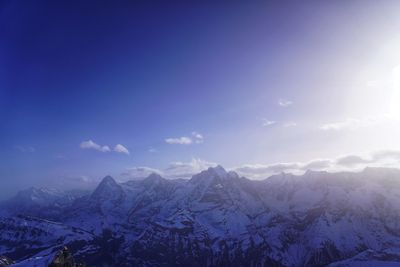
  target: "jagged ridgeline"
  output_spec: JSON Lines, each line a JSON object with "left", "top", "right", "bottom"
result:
{"left": 1, "top": 166, "right": 400, "bottom": 266}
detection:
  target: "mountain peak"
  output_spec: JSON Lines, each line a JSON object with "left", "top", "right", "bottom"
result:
{"left": 13, "top": 187, "right": 64, "bottom": 204}
{"left": 207, "top": 165, "right": 227, "bottom": 177}
{"left": 91, "top": 176, "right": 123, "bottom": 201}
{"left": 100, "top": 175, "right": 117, "bottom": 185}
{"left": 141, "top": 173, "right": 165, "bottom": 186}
{"left": 227, "top": 170, "right": 239, "bottom": 179}
{"left": 146, "top": 173, "right": 163, "bottom": 180}
{"left": 190, "top": 165, "right": 240, "bottom": 185}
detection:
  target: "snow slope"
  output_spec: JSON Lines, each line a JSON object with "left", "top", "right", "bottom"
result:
{"left": 2, "top": 166, "right": 400, "bottom": 266}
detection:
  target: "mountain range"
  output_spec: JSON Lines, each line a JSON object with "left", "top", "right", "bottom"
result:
{"left": 1, "top": 166, "right": 400, "bottom": 266}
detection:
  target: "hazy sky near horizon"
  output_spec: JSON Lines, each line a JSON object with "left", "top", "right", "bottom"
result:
{"left": 2, "top": 1, "right": 400, "bottom": 197}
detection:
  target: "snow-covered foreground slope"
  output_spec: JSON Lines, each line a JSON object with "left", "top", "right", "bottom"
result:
{"left": 1, "top": 166, "right": 400, "bottom": 266}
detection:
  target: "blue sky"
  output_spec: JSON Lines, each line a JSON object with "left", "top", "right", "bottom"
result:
{"left": 2, "top": 1, "right": 400, "bottom": 197}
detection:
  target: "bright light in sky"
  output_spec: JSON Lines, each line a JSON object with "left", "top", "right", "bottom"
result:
{"left": 2, "top": 1, "right": 400, "bottom": 197}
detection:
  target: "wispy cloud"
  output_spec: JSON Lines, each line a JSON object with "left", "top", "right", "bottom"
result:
{"left": 278, "top": 99, "right": 293, "bottom": 107}
{"left": 164, "top": 158, "right": 215, "bottom": 179}
{"left": 235, "top": 163, "right": 302, "bottom": 179}
{"left": 320, "top": 116, "right": 386, "bottom": 131}
{"left": 118, "top": 149, "right": 400, "bottom": 181}
{"left": 165, "top": 132, "right": 204, "bottom": 145}
{"left": 80, "top": 140, "right": 129, "bottom": 155}
{"left": 121, "top": 166, "right": 163, "bottom": 180}
{"left": 262, "top": 119, "right": 276, "bottom": 127}
{"left": 373, "top": 150, "right": 400, "bottom": 161}
{"left": 192, "top": 131, "right": 204, "bottom": 144}
{"left": 261, "top": 119, "right": 297, "bottom": 128}
{"left": 320, "top": 118, "right": 364, "bottom": 131}
{"left": 335, "top": 150, "right": 400, "bottom": 168}
{"left": 114, "top": 144, "right": 130, "bottom": 155}
{"left": 234, "top": 150, "right": 400, "bottom": 179}
{"left": 55, "top": 154, "right": 66, "bottom": 159}
{"left": 80, "top": 140, "right": 111, "bottom": 152}
{"left": 336, "top": 155, "right": 371, "bottom": 167}
{"left": 165, "top": 136, "right": 192, "bottom": 145}
{"left": 301, "top": 159, "right": 332, "bottom": 170}
{"left": 15, "top": 146, "right": 35, "bottom": 153}
{"left": 148, "top": 147, "right": 157, "bottom": 153}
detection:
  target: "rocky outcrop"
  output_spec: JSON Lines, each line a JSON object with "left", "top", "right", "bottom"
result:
{"left": 48, "top": 246, "right": 85, "bottom": 267}
{"left": 2, "top": 247, "right": 85, "bottom": 267}
{"left": 0, "top": 256, "right": 13, "bottom": 267}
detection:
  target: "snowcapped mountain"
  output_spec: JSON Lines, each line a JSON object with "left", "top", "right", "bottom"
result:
{"left": 1, "top": 166, "right": 400, "bottom": 266}
{"left": 0, "top": 187, "right": 88, "bottom": 219}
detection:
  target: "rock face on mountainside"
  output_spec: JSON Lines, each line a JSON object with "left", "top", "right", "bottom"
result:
{"left": 48, "top": 247, "right": 85, "bottom": 267}
{"left": 2, "top": 166, "right": 400, "bottom": 266}
{"left": 0, "top": 246, "right": 84, "bottom": 267}
{"left": 0, "top": 255, "right": 13, "bottom": 267}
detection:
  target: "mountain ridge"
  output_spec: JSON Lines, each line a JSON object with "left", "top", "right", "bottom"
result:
{"left": 2, "top": 166, "right": 400, "bottom": 266}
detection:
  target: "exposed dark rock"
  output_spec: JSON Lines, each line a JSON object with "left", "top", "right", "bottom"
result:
{"left": 0, "top": 256, "right": 13, "bottom": 267}
{"left": 49, "top": 247, "right": 85, "bottom": 267}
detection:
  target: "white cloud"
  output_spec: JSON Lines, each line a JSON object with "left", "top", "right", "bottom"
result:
{"left": 235, "top": 161, "right": 331, "bottom": 180}
{"left": 165, "top": 136, "right": 192, "bottom": 145}
{"left": 164, "top": 158, "right": 216, "bottom": 179}
{"left": 121, "top": 166, "right": 163, "bottom": 180}
{"left": 301, "top": 159, "right": 332, "bottom": 170}
{"left": 121, "top": 158, "right": 216, "bottom": 181}
{"left": 114, "top": 144, "right": 130, "bottom": 155}
{"left": 319, "top": 117, "right": 383, "bottom": 131}
{"left": 320, "top": 118, "right": 361, "bottom": 131}
{"left": 278, "top": 99, "right": 293, "bottom": 107}
{"left": 80, "top": 140, "right": 131, "bottom": 154}
{"left": 262, "top": 119, "right": 276, "bottom": 127}
{"left": 336, "top": 155, "right": 371, "bottom": 167}
{"left": 120, "top": 150, "right": 400, "bottom": 181}
{"left": 235, "top": 163, "right": 302, "bottom": 179}
{"left": 234, "top": 150, "right": 400, "bottom": 179}
{"left": 80, "top": 140, "right": 110, "bottom": 152}
{"left": 192, "top": 131, "right": 204, "bottom": 144}
{"left": 373, "top": 150, "right": 400, "bottom": 161}
{"left": 165, "top": 131, "right": 204, "bottom": 145}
